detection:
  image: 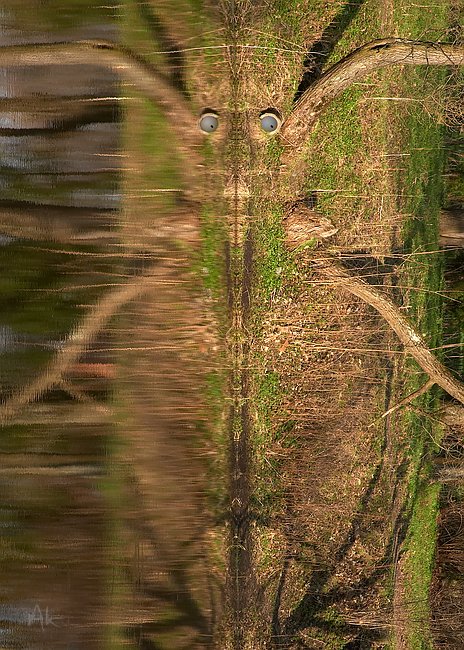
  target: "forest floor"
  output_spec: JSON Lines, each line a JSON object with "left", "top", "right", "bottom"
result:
{"left": 246, "top": 0, "right": 461, "bottom": 648}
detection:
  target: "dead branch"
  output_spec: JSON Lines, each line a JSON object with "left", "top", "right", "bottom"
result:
{"left": 282, "top": 39, "right": 464, "bottom": 147}
{"left": 376, "top": 378, "right": 436, "bottom": 421}
{"left": 314, "top": 259, "right": 464, "bottom": 405}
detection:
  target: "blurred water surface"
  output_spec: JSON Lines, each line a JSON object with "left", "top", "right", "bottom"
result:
{"left": 0, "top": 2, "right": 225, "bottom": 648}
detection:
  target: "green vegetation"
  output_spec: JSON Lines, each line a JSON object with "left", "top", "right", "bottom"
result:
{"left": 393, "top": 0, "right": 448, "bottom": 40}
{"left": 14, "top": 0, "right": 116, "bottom": 30}
{"left": 389, "top": 11, "right": 449, "bottom": 641}
{"left": 253, "top": 207, "right": 288, "bottom": 303}
{"left": 252, "top": 370, "right": 283, "bottom": 512}
{"left": 401, "top": 483, "right": 441, "bottom": 650}
{"left": 302, "top": 86, "right": 365, "bottom": 217}
{"left": 197, "top": 206, "right": 227, "bottom": 299}
{"left": 0, "top": 242, "right": 112, "bottom": 335}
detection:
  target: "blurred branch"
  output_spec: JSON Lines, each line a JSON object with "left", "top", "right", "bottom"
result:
{"left": 0, "top": 40, "right": 202, "bottom": 175}
{"left": 0, "top": 263, "right": 163, "bottom": 424}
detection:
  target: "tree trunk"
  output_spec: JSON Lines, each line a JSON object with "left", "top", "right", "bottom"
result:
{"left": 282, "top": 39, "right": 464, "bottom": 147}
{"left": 440, "top": 206, "right": 464, "bottom": 247}
{"left": 314, "top": 259, "right": 464, "bottom": 405}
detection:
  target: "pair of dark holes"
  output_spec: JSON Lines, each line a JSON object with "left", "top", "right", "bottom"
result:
{"left": 199, "top": 110, "right": 282, "bottom": 134}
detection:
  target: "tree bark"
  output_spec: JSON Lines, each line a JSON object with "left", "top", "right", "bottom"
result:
{"left": 314, "top": 259, "right": 464, "bottom": 405}
{"left": 282, "top": 39, "right": 464, "bottom": 146}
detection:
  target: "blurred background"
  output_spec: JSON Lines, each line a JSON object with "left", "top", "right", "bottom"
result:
{"left": 0, "top": 2, "right": 224, "bottom": 648}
